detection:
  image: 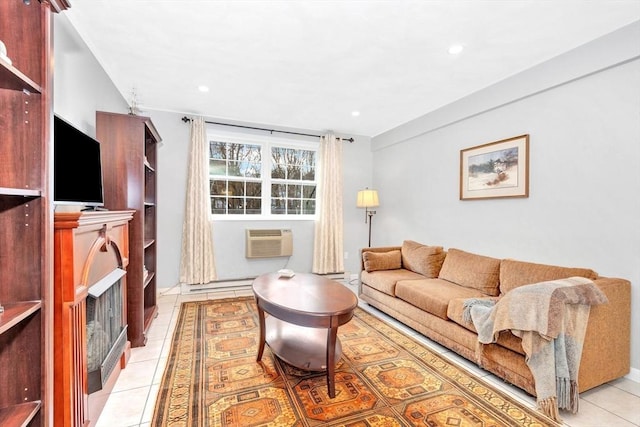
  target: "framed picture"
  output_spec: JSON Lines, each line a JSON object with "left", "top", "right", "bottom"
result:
{"left": 460, "top": 134, "right": 529, "bottom": 200}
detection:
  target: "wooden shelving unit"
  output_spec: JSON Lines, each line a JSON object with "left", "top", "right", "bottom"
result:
{"left": 0, "top": 1, "right": 69, "bottom": 426}
{"left": 97, "top": 111, "right": 161, "bottom": 347}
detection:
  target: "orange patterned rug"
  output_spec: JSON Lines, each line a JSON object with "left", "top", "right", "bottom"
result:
{"left": 152, "top": 296, "right": 558, "bottom": 426}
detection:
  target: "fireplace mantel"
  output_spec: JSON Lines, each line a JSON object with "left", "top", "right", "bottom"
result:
{"left": 53, "top": 210, "right": 134, "bottom": 427}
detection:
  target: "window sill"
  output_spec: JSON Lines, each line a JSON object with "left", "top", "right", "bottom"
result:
{"left": 210, "top": 215, "right": 317, "bottom": 222}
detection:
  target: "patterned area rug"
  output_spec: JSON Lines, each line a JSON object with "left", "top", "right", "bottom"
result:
{"left": 152, "top": 297, "right": 558, "bottom": 426}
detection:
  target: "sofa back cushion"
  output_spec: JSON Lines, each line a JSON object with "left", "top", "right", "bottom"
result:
{"left": 396, "top": 278, "right": 485, "bottom": 320}
{"left": 400, "top": 240, "right": 446, "bottom": 278}
{"left": 499, "top": 259, "right": 598, "bottom": 294}
{"left": 438, "top": 248, "right": 501, "bottom": 296}
{"left": 363, "top": 249, "right": 402, "bottom": 272}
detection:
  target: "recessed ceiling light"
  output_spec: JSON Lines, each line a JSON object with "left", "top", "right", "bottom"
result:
{"left": 448, "top": 44, "right": 464, "bottom": 55}
{"left": 198, "top": 85, "right": 210, "bottom": 93}
{"left": 351, "top": 111, "right": 360, "bottom": 117}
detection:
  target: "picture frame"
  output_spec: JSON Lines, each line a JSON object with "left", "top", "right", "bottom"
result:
{"left": 460, "top": 134, "right": 529, "bottom": 200}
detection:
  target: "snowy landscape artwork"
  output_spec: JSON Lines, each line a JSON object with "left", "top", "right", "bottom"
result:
{"left": 460, "top": 134, "right": 529, "bottom": 200}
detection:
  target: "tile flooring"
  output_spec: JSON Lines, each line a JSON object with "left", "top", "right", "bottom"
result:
{"left": 95, "top": 281, "right": 640, "bottom": 427}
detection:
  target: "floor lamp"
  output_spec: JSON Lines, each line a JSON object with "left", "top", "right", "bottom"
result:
{"left": 357, "top": 188, "right": 379, "bottom": 248}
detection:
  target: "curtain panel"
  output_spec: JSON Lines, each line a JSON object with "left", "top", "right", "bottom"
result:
{"left": 312, "top": 134, "right": 344, "bottom": 274}
{"left": 179, "top": 117, "right": 217, "bottom": 284}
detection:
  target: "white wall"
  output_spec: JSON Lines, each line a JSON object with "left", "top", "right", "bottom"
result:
{"left": 53, "top": 14, "right": 128, "bottom": 135}
{"left": 371, "top": 22, "right": 640, "bottom": 375}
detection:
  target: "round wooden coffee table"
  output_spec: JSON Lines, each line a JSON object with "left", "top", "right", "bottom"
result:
{"left": 252, "top": 272, "right": 358, "bottom": 398}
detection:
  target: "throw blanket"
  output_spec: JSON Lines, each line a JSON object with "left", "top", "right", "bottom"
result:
{"left": 463, "top": 277, "right": 608, "bottom": 422}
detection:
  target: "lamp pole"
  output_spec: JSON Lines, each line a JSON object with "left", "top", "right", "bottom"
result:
{"left": 367, "top": 209, "right": 376, "bottom": 248}
{"left": 365, "top": 207, "right": 376, "bottom": 247}
{"left": 357, "top": 188, "right": 379, "bottom": 248}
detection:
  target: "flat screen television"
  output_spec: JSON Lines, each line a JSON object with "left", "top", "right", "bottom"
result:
{"left": 54, "top": 114, "right": 105, "bottom": 208}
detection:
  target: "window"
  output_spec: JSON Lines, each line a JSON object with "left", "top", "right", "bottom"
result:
{"left": 270, "top": 147, "right": 316, "bottom": 215}
{"left": 210, "top": 141, "right": 262, "bottom": 215}
{"left": 209, "top": 132, "right": 318, "bottom": 217}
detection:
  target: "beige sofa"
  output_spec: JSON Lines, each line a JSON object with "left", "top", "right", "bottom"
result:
{"left": 358, "top": 240, "right": 631, "bottom": 397}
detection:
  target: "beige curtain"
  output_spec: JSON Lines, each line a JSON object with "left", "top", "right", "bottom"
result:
{"left": 179, "top": 117, "right": 217, "bottom": 284}
{"left": 312, "top": 134, "right": 344, "bottom": 274}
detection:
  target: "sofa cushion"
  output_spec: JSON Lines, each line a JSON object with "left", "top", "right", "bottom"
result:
{"left": 499, "top": 259, "right": 598, "bottom": 295}
{"left": 446, "top": 297, "right": 498, "bottom": 333}
{"left": 362, "top": 249, "right": 402, "bottom": 272}
{"left": 447, "top": 297, "right": 526, "bottom": 356}
{"left": 438, "top": 248, "right": 501, "bottom": 296}
{"left": 361, "top": 269, "right": 425, "bottom": 296}
{"left": 395, "top": 278, "right": 487, "bottom": 320}
{"left": 400, "top": 240, "right": 446, "bottom": 278}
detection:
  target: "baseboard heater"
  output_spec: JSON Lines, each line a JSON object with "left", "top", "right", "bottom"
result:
{"left": 245, "top": 228, "right": 293, "bottom": 258}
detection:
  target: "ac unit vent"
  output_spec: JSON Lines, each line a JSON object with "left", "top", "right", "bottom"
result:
{"left": 245, "top": 229, "right": 293, "bottom": 258}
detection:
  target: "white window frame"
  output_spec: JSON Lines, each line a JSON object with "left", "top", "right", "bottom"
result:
{"left": 207, "top": 128, "right": 320, "bottom": 221}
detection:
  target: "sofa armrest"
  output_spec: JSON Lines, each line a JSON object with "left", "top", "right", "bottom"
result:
{"left": 579, "top": 276, "right": 631, "bottom": 391}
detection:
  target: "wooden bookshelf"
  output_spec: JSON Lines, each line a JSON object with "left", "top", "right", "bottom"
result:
{"left": 0, "top": 1, "right": 69, "bottom": 426}
{"left": 97, "top": 111, "right": 161, "bottom": 347}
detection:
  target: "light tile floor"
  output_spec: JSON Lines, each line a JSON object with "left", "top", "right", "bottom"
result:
{"left": 96, "top": 281, "right": 640, "bottom": 427}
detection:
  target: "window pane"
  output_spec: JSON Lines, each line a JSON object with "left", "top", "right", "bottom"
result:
{"left": 298, "top": 150, "right": 315, "bottom": 167}
{"left": 287, "top": 199, "right": 301, "bottom": 214}
{"left": 271, "top": 183, "right": 286, "bottom": 198}
{"left": 287, "top": 184, "right": 301, "bottom": 198}
{"left": 302, "top": 199, "right": 315, "bottom": 214}
{"left": 287, "top": 164, "right": 301, "bottom": 180}
{"left": 228, "top": 198, "right": 244, "bottom": 214}
{"left": 210, "top": 159, "right": 226, "bottom": 175}
{"left": 228, "top": 160, "right": 243, "bottom": 177}
{"left": 226, "top": 143, "right": 243, "bottom": 160}
{"left": 302, "top": 184, "right": 316, "bottom": 198}
{"left": 246, "top": 182, "right": 261, "bottom": 197}
{"left": 246, "top": 198, "right": 261, "bottom": 215}
{"left": 228, "top": 180, "right": 245, "bottom": 196}
{"left": 272, "top": 147, "right": 287, "bottom": 165}
{"left": 301, "top": 165, "right": 315, "bottom": 181}
{"left": 211, "top": 180, "right": 226, "bottom": 196}
{"left": 271, "top": 164, "right": 286, "bottom": 179}
{"left": 210, "top": 141, "right": 227, "bottom": 159}
{"left": 211, "top": 197, "right": 226, "bottom": 214}
{"left": 243, "top": 161, "right": 261, "bottom": 178}
{"left": 238, "top": 144, "right": 261, "bottom": 162}
{"left": 271, "top": 198, "right": 286, "bottom": 215}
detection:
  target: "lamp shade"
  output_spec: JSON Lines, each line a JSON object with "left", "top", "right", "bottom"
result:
{"left": 356, "top": 189, "right": 379, "bottom": 208}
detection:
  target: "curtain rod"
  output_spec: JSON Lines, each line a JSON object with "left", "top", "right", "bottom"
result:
{"left": 181, "top": 116, "right": 354, "bottom": 143}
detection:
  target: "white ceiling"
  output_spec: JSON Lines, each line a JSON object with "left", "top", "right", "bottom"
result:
{"left": 64, "top": 1, "right": 640, "bottom": 138}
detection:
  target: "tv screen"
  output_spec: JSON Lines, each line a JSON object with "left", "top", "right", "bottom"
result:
{"left": 54, "top": 115, "right": 105, "bottom": 208}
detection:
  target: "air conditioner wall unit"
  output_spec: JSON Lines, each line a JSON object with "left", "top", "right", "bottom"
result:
{"left": 245, "top": 229, "right": 293, "bottom": 258}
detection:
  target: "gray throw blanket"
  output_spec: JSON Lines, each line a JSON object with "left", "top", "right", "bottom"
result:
{"left": 463, "top": 277, "right": 608, "bottom": 422}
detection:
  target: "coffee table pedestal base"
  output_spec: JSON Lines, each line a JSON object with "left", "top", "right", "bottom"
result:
{"left": 265, "top": 316, "right": 342, "bottom": 371}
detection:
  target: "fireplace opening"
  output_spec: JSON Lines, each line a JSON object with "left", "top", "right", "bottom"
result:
{"left": 86, "top": 268, "right": 128, "bottom": 393}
